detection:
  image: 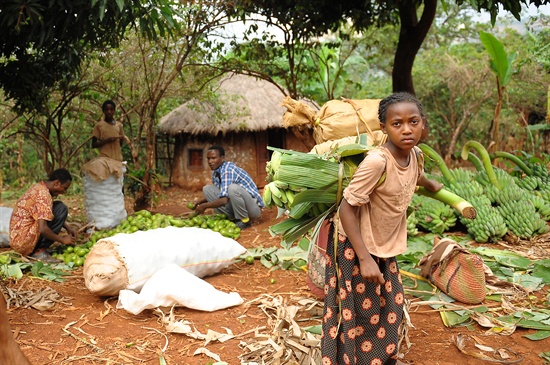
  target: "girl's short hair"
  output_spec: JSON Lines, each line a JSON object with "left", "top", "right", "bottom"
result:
{"left": 378, "top": 92, "right": 423, "bottom": 124}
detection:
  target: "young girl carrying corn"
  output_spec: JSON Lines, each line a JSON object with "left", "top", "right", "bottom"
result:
{"left": 321, "top": 92, "right": 443, "bottom": 365}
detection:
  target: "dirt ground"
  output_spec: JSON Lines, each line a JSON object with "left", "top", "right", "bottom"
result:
{"left": 2, "top": 187, "right": 549, "bottom": 365}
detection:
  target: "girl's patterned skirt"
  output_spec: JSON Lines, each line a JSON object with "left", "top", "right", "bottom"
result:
{"left": 321, "top": 224, "right": 404, "bottom": 365}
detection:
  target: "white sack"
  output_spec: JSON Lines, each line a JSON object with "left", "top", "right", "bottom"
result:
{"left": 0, "top": 207, "right": 13, "bottom": 248}
{"left": 116, "top": 264, "right": 243, "bottom": 314}
{"left": 83, "top": 226, "right": 247, "bottom": 296}
{"left": 83, "top": 173, "right": 127, "bottom": 229}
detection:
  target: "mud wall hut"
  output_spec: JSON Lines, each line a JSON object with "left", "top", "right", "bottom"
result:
{"left": 158, "top": 74, "right": 317, "bottom": 191}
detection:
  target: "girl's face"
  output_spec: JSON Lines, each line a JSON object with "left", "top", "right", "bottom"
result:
{"left": 380, "top": 102, "right": 425, "bottom": 152}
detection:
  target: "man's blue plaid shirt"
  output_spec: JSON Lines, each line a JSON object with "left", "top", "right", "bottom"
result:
{"left": 212, "top": 161, "right": 265, "bottom": 207}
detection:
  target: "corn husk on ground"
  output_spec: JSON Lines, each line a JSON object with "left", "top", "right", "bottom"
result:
{"left": 265, "top": 144, "right": 476, "bottom": 246}
{"left": 418, "top": 141, "right": 550, "bottom": 242}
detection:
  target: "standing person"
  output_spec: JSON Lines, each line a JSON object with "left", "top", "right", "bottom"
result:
{"left": 193, "top": 145, "right": 264, "bottom": 229}
{"left": 92, "top": 100, "right": 125, "bottom": 161}
{"left": 9, "top": 168, "right": 77, "bottom": 263}
{"left": 322, "top": 92, "right": 443, "bottom": 365}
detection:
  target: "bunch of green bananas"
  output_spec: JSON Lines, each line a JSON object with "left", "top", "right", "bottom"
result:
{"left": 406, "top": 211, "right": 419, "bottom": 236}
{"left": 461, "top": 196, "right": 507, "bottom": 243}
{"left": 447, "top": 180, "right": 485, "bottom": 200}
{"left": 414, "top": 196, "right": 457, "bottom": 235}
{"left": 528, "top": 194, "right": 550, "bottom": 221}
{"left": 496, "top": 193, "right": 549, "bottom": 239}
{"left": 447, "top": 168, "right": 475, "bottom": 184}
{"left": 514, "top": 175, "right": 540, "bottom": 191}
{"left": 475, "top": 167, "right": 515, "bottom": 190}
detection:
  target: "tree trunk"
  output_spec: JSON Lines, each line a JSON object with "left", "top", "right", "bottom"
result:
{"left": 134, "top": 112, "right": 158, "bottom": 211}
{"left": 489, "top": 85, "right": 504, "bottom": 152}
{"left": 393, "top": 0, "right": 437, "bottom": 94}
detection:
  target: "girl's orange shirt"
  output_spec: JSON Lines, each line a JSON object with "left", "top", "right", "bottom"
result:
{"left": 338, "top": 146, "right": 423, "bottom": 258}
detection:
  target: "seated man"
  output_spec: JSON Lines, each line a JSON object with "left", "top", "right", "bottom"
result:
{"left": 10, "top": 168, "right": 77, "bottom": 263}
{"left": 193, "top": 145, "right": 264, "bottom": 229}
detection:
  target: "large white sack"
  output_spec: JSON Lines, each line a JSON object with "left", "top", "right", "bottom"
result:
{"left": 117, "top": 264, "right": 243, "bottom": 315}
{"left": 0, "top": 207, "right": 13, "bottom": 248}
{"left": 83, "top": 226, "right": 247, "bottom": 296}
{"left": 83, "top": 174, "right": 127, "bottom": 229}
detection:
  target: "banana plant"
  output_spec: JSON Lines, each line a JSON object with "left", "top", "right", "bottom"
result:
{"left": 479, "top": 31, "right": 517, "bottom": 152}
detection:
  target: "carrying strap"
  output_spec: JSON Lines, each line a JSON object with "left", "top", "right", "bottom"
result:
{"left": 342, "top": 98, "right": 378, "bottom": 142}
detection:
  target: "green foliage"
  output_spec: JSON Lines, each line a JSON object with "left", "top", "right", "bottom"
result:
{"left": 480, "top": 31, "right": 517, "bottom": 87}
{"left": 0, "top": 252, "right": 69, "bottom": 282}
{"left": 0, "top": 0, "right": 180, "bottom": 113}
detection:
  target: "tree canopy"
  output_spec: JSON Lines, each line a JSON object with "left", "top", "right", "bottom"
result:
{"left": 231, "top": 0, "right": 550, "bottom": 94}
{"left": 0, "top": 0, "right": 177, "bottom": 112}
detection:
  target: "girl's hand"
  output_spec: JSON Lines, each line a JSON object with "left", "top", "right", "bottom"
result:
{"left": 359, "top": 256, "right": 385, "bottom": 285}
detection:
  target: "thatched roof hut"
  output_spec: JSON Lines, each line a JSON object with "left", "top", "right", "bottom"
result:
{"left": 158, "top": 73, "right": 317, "bottom": 190}
{"left": 159, "top": 73, "right": 309, "bottom": 135}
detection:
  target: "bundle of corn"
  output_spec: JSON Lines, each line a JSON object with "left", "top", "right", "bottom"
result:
{"left": 267, "top": 145, "right": 476, "bottom": 245}
{"left": 265, "top": 146, "right": 366, "bottom": 245}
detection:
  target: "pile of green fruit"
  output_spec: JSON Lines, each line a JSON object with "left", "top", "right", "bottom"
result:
{"left": 53, "top": 210, "right": 241, "bottom": 267}
{"left": 51, "top": 244, "right": 89, "bottom": 267}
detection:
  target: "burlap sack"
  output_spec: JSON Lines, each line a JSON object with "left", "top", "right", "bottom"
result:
{"left": 281, "top": 96, "right": 318, "bottom": 128}
{"left": 310, "top": 131, "right": 386, "bottom": 155}
{"left": 313, "top": 98, "right": 381, "bottom": 144}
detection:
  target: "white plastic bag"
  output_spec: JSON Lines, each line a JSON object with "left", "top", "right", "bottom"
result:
{"left": 0, "top": 207, "right": 13, "bottom": 248}
{"left": 117, "top": 264, "right": 243, "bottom": 314}
{"left": 83, "top": 173, "right": 127, "bottom": 229}
{"left": 83, "top": 226, "right": 247, "bottom": 296}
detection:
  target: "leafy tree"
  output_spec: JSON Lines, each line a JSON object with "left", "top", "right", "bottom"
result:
{"left": 0, "top": 0, "right": 178, "bottom": 113}
{"left": 416, "top": 45, "right": 493, "bottom": 163}
{"left": 93, "top": 2, "right": 232, "bottom": 210}
{"left": 230, "top": 0, "right": 550, "bottom": 95}
{"left": 301, "top": 32, "right": 369, "bottom": 102}
{"left": 480, "top": 31, "right": 517, "bottom": 151}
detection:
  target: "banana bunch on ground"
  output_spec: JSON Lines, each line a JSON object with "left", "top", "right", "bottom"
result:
{"left": 412, "top": 195, "right": 457, "bottom": 235}
{"left": 447, "top": 168, "right": 475, "bottom": 184}
{"left": 490, "top": 185, "right": 550, "bottom": 238}
{"left": 529, "top": 194, "right": 550, "bottom": 221}
{"left": 444, "top": 181, "right": 507, "bottom": 243}
{"left": 461, "top": 195, "right": 508, "bottom": 243}
{"left": 475, "top": 167, "right": 516, "bottom": 190}
{"left": 420, "top": 142, "right": 550, "bottom": 241}
{"left": 406, "top": 210, "right": 419, "bottom": 236}
{"left": 447, "top": 180, "right": 485, "bottom": 200}
{"left": 496, "top": 198, "right": 549, "bottom": 238}
{"left": 513, "top": 174, "right": 550, "bottom": 216}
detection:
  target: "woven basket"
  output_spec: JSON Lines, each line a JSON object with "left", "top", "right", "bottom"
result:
{"left": 430, "top": 249, "right": 486, "bottom": 304}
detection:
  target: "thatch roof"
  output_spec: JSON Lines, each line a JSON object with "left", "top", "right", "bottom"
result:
{"left": 158, "top": 73, "right": 317, "bottom": 136}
